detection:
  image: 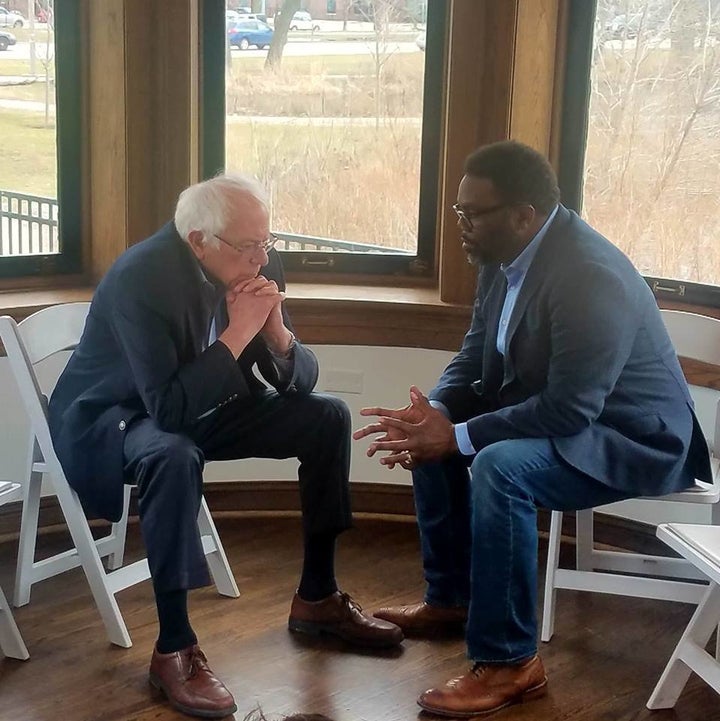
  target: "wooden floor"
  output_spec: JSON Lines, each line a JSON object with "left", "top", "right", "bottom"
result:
{"left": 0, "top": 515, "right": 719, "bottom": 721}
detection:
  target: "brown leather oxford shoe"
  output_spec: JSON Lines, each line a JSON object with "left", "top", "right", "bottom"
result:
{"left": 417, "top": 655, "right": 548, "bottom": 717}
{"left": 373, "top": 601, "right": 467, "bottom": 636}
{"left": 149, "top": 644, "right": 237, "bottom": 719}
{"left": 289, "top": 591, "right": 404, "bottom": 648}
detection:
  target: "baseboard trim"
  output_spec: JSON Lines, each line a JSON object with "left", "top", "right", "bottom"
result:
{"left": 0, "top": 480, "right": 670, "bottom": 555}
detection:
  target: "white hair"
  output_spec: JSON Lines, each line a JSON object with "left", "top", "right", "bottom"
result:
{"left": 174, "top": 172, "right": 269, "bottom": 247}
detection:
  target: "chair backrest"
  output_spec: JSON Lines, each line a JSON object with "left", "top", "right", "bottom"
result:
{"left": 15, "top": 302, "right": 91, "bottom": 364}
{"left": 660, "top": 309, "right": 720, "bottom": 456}
{"left": 0, "top": 303, "right": 90, "bottom": 460}
{"left": 661, "top": 309, "right": 720, "bottom": 366}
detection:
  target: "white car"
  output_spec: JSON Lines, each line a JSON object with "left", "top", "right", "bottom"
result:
{"left": 0, "top": 7, "right": 25, "bottom": 28}
{"left": 289, "top": 11, "right": 319, "bottom": 32}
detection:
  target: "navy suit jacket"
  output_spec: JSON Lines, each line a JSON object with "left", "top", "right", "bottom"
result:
{"left": 49, "top": 222, "right": 318, "bottom": 522}
{"left": 429, "top": 205, "right": 711, "bottom": 496}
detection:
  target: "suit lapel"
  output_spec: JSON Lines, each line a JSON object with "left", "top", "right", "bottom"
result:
{"left": 482, "top": 269, "right": 507, "bottom": 395}
{"left": 503, "top": 206, "right": 570, "bottom": 359}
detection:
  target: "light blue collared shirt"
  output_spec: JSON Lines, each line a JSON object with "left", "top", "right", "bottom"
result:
{"left": 451, "top": 205, "right": 559, "bottom": 455}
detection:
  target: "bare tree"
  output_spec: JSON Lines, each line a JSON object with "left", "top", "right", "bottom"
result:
{"left": 36, "top": 0, "right": 54, "bottom": 127}
{"left": 354, "top": 0, "right": 399, "bottom": 129}
{"left": 265, "top": 0, "right": 301, "bottom": 71}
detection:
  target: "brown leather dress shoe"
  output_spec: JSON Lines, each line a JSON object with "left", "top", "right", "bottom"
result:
{"left": 149, "top": 645, "right": 237, "bottom": 719}
{"left": 373, "top": 601, "right": 467, "bottom": 635}
{"left": 289, "top": 591, "right": 404, "bottom": 648}
{"left": 417, "top": 655, "right": 548, "bottom": 717}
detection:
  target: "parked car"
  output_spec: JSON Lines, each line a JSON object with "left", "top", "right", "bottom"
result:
{"left": 415, "top": 31, "right": 426, "bottom": 50}
{"left": 0, "top": 29, "right": 16, "bottom": 51}
{"left": 228, "top": 19, "right": 274, "bottom": 50}
{"left": 0, "top": 7, "right": 25, "bottom": 28}
{"left": 289, "top": 11, "right": 319, "bottom": 32}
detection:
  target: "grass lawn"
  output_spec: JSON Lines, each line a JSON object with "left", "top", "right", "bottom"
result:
{"left": 0, "top": 110, "right": 56, "bottom": 196}
{"left": 0, "top": 57, "right": 54, "bottom": 103}
{"left": 0, "top": 113, "right": 421, "bottom": 248}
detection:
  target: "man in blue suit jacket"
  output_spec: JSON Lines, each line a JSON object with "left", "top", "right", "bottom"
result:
{"left": 49, "top": 173, "right": 401, "bottom": 719}
{"left": 354, "top": 141, "right": 712, "bottom": 717}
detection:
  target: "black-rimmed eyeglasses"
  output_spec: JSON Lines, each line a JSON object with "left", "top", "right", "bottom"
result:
{"left": 452, "top": 202, "right": 509, "bottom": 229}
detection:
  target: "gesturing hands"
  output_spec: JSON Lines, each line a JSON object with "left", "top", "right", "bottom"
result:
{"left": 353, "top": 386, "right": 458, "bottom": 470}
{"left": 220, "top": 276, "right": 286, "bottom": 358}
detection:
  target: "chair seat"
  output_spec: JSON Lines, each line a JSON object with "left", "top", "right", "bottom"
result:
{"left": 658, "top": 524, "right": 720, "bottom": 585}
{"left": 651, "top": 458, "right": 720, "bottom": 504}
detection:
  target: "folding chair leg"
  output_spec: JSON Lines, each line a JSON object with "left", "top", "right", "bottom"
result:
{"left": 0, "top": 585, "right": 29, "bottom": 660}
{"left": 576, "top": 508, "right": 594, "bottom": 571}
{"left": 647, "top": 583, "right": 720, "bottom": 709}
{"left": 52, "top": 472, "right": 132, "bottom": 648}
{"left": 106, "top": 486, "right": 132, "bottom": 571}
{"left": 541, "top": 511, "right": 563, "bottom": 643}
{"left": 198, "top": 498, "right": 239, "bottom": 598}
{"left": 14, "top": 439, "right": 43, "bottom": 607}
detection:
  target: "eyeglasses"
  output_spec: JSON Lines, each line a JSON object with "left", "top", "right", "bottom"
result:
{"left": 213, "top": 232, "right": 279, "bottom": 255}
{"left": 452, "top": 203, "right": 509, "bottom": 229}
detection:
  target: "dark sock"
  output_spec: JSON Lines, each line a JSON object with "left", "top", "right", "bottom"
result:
{"left": 298, "top": 531, "right": 339, "bottom": 602}
{"left": 155, "top": 589, "right": 197, "bottom": 654}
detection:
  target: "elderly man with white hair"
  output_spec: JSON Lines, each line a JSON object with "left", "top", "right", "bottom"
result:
{"left": 48, "top": 173, "right": 403, "bottom": 719}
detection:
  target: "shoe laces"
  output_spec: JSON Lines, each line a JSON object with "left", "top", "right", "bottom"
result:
{"left": 188, "top": 648, "right": 209, "bottom": 679}
{"left": 447, "top": 665, "right": 485, "bottom": 688}
{"left": 339, "top": 592, "right": 363, "bottom": 614}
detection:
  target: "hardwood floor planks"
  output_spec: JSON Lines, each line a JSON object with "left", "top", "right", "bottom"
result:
{"left": 0, "top": 516, "right": 718, "bottom": 721}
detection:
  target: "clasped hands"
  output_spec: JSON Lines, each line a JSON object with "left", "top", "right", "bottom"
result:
{"left": 221, "top": 276, "right": 292, "bottom": 358}
{"left": 352, "top": 385, "right": 458, "bottom": 470}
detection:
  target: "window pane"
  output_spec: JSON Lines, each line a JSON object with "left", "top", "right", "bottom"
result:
{"left": 583, "top": 0, "right": 720, "bottom": 285}
{"left": 0, "top": 4, "right": 58, "bottom": 259}
{"left": 224, "top": 0, "right": 431, "bottom": 257}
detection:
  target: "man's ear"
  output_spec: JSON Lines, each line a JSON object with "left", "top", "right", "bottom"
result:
{"left": 187, "top": 230, "right": 207, "bottom": 260}
{"left": 514, "top": 204, "right": 536, "bottom": 233}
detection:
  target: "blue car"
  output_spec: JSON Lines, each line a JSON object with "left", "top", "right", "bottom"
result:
{"left": 228, "top": 20, "right": 273, "bottom": 50}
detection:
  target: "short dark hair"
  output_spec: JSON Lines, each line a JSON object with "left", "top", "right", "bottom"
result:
{"left": 464, "top": 140, "right": 560, "bottom": 215}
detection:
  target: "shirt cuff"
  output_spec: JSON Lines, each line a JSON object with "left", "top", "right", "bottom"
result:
{"left": 454, "top": 422, "right": 476, "bottom": 456}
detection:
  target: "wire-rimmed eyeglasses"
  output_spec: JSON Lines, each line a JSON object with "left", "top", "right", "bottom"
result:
{"left": 213, "top": 232, "right": 279, "bottom": 255}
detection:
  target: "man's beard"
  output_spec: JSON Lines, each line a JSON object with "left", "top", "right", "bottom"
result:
{"left": 463, "top": 228, "right": 520, "bottom": 266}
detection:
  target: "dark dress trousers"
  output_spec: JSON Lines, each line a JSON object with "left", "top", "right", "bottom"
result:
{"left": 429, "top": 204, "right": 712, "bottom": 495}
{"left": 49, "top": 222, "right": 352, "bottom": 592}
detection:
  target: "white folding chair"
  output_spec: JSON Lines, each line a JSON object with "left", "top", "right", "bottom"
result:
{"left": 542, "top": 310, "right": 720, "bottom": 642}
{"left": 0, "top": 481, "right": 29, "bottom": 660}
{"left": 647, "top": 523, "right": 720, "bottom": 709}
{"left": 0, "top": 303, "right": 239, "bottom": 649}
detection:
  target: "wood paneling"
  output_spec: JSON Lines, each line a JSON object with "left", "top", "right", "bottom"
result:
{"left": 438, "top": 0, "right": 488, "bottom": 306}
{"left": 87, "top": 0, "right": 129, "bottom": 280}
{"left": 440, "top": 0, "right": 566, "bottom": 305}
{"left": 510, "top": 0, "right": 561, "bottom": 154}
{"left": 86, "top": 0, "right": 199, "bottom": 268}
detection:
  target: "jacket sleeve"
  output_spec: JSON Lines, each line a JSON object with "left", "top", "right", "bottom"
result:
{"left": 111, "top": 271, "right": 250, "bottom": 433}
{"left": 253, "top": 249, "right": 319, "bottom": 395}
{"left": 466, "top": 262, "right": 641, "bottom": 449}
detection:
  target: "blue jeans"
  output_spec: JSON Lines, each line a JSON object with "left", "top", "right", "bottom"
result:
{"left": 412, "top": 438, "right": 632, "bottom": 663}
